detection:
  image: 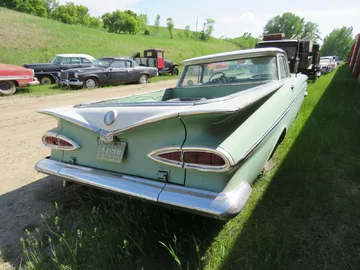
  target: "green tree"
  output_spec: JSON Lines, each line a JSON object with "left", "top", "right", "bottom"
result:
{"left": 89, "top": 16, "right": 102, "bottom": 28}
{"left": 154, "top": 14, "right": 160, "bottom": 35}
{"left": 225, "top": 32, "right": 260, "bottom": 49}
{"left": 138, "top": 13, "right": 148, "bottom": 30}
{"left": 43, "top": 0, "right": 58, "bottom": 15}
{"left": 263, "top": 12, "right": 320, "bottom": 40}
{"left": 102, "top": 10, "right": 140, "bottom": 34}
{"left": 76, "top": 5, "right": 91, "bottom": 26}
{"left": 200, "top": 18, "right": 215, "bottom": 41}
{"left": 184, "top": 25, "right": 191, "bottom": 38}
{"left": 15, "top": 0, "right": 48, "bottom": 17}
{"left": 51, "top": 2, "right": 79, "bottom": 24}
{"left": 166, "top": 17, "right": 174, "bottom": 39}
{"left": 320, "top": 26, "right": 354, "bottom": 60}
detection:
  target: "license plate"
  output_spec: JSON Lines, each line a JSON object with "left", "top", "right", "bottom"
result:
{"left": 96, "top": 140, "right": 127, "bottom": 163}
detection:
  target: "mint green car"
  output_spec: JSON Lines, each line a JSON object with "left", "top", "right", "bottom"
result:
{"left": 35, "top": 48, "right": 308, "bottom": 219}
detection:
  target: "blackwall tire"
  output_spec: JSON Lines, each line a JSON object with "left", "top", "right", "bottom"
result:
{"left": 171, "top": 67, "right": 179, "bottom": 76}
{"left": 40, "top": 75, "right": 53, "bottom": 85}
{"left": 0, "top": 81, "right": 16, "bottom": 96}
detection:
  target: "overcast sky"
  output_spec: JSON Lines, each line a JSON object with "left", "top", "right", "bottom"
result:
{"left": 59, "top": 0, "right": 360, "bottom": 40}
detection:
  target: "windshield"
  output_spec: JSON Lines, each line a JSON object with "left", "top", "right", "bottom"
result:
{"left": 94, "top": 58, "right": 112, "bottom": 67}
{"left": 179, "top": 56, "right": 278, "bottom": 87}
{"left": 51, "top": 56, "right": 63, "bottom": 64}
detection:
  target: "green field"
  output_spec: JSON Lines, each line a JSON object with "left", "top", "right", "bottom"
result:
{"left": 16, "top": 67, "right": 360, "bottom": 269}
{"left": 0, "top": 8, "right": 238, "bottom": 66}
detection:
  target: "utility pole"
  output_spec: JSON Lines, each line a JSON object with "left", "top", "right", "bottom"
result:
{"left": 196, "top": 16, "right": 198, "bottom": 33}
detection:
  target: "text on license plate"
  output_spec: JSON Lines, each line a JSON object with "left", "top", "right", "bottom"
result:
{"left": 96, "top": 141, "right": 127, "bottom": 163}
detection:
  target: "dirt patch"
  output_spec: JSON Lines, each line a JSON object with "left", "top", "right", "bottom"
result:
{"left": 0, "top": 80, "right": 177, "bottom": 267}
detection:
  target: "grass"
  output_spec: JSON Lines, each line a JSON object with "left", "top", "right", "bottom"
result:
{"left": 15, "top": 67, "right": 360, "bottom": 269}
{"left": 0, "top": 8, "right": 238, "bottom": 66}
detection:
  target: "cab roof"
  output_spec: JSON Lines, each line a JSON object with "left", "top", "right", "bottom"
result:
{"left": 182, "top": 48, "right": 285, "bottom": 66}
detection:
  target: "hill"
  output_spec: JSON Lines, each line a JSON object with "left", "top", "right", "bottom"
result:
{"left": 0, "top": 8, "right": 239, "bottom": 66}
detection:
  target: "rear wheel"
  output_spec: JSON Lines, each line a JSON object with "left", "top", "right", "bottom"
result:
{"left": 39, "top": 75, "right": 54, "bottom": 85}
{"left": 171, "top": 67, "right": 179, "bottom": 76}
{"left": 138, "top": 74, "right": 148, "bottom": 84}
{"left": 84, "top": 77, "right": 98, "bottom": 89}
{"left": 0, "top": 81, "right": 16, "bottom": 95}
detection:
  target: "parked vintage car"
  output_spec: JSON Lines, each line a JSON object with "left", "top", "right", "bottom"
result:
{"left": 35, "top": 48, "right": 308, "bottom": 219}
{"left": 319, "top": 58, "right": 334, "bottom": 74}
{"left": 321, "top": 56, "right": 336, "bottom": 70}
{"left": 58, "top": 57, "right": 158, "bottom": 89}
{"left": 0, "top": 63, "right": 39, "bottom": 95}
{"left": 24, "top": 54, "right": 95, "bottom": 85}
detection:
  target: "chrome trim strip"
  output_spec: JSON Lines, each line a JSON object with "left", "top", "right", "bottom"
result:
{"left": 147, "top": 146, "right": 234, "bottom": 172}
{"left": 35, "top": 158, "right": 252, "bottom": 219}
{"left": 0, "top": 75, "right": 33, "bottom": 80}
{"left": 42, "top": 131, "right": 81, "bottom": 151}
{"left": 239, "top": 83, "right": 306, "bottom": 163}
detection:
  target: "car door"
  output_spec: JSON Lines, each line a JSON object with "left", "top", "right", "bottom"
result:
{"left": 125, "top": 60, "right": 137, "bottom": 82}
{"left": 109, "top": 60, "right": 129, "bottom": 84}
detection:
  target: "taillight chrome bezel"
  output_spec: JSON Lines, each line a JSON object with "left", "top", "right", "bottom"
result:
{"left": 148, "top": 146, "right": 234, "bottom": 172}
{"left": 42, "top": 132, "right": 80, "bottom": 151}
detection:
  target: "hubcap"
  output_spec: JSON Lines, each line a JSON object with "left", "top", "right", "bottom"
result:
{"left": 86, "top": 79, "right": 96, "bottom": 88}
{"left": 41, "top": 77, "right": 51, "bottom": 84}
{"left": 141, "top": 75, "right": 146, "bottom": 83}
{"left": 0, "top": 81, "right": 11, "bottom": 90}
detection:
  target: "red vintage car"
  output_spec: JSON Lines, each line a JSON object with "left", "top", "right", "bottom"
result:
{"left": 0, "top": 63, "right": 40, "bottom": 95}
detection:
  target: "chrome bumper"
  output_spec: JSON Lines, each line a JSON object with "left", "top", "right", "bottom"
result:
{"left": 35, "top": 159, "right": 252, "bottom": 220}
{"left": 29, "top": 79, "right": 40, "bottom": 86}
{"left": 58, "top": 80, "right": 83, "bottom": 87}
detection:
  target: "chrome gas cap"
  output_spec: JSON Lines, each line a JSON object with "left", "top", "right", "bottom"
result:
{"left": 104, "top": 111, "right": 115, "bottom": 125}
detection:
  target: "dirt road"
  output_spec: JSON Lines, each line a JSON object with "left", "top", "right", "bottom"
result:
{"left": 0, "top": 80, "right": 177, "bottom": 267}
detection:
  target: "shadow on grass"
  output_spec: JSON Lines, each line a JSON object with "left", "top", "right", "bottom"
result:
{"left": 215, "top": 66, "right": 360, "bottom": 269}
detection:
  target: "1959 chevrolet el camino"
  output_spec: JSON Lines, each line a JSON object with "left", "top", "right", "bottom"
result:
{"left": 35, "top": 48, "right": 308, "bottom": 219}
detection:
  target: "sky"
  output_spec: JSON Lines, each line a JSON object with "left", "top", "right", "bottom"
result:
{"left": 59, "top": 0, "right": 360, "bottom": 40}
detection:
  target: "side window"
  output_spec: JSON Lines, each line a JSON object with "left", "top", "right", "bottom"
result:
{"left": 125, "top": 61, "right": 132, "bottom": 67}
{"left": 279, "top": 56, "right": 288, "bottom": 79}
{"left": 81, "top": 58, "right": 92, "bottom": 64}
{"left": 70, "top": 57, "right": 81, "bottom": 64}
{"left": 157, "top": 52, "right": 163, "bottom": 59}
{"left": 62, "top": 58, "right": 70, "bottom": 64}
{"left": 111, "top": 60, "right": 125, "bottom": 68}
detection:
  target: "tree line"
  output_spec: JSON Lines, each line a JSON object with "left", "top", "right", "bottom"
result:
{"left": 1, "top": 0, "right": 102, "bottom": 27}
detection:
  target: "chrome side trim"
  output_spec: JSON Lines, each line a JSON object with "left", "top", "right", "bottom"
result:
{"left": 0, "top": 75, "right": 33, "bottom": 80}
{"left": 239, "top": 83, "right": 306, "bottom": 163}
{"left": 42, "top": 131, "right": 81, "bottom": 151}
{"left": 147, "top": 145, "right": 234, "bottom": 172}
{"left": 35, "top": 158, "right": 252, "bottom": 219}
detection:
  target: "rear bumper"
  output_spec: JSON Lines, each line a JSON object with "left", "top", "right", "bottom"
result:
{"left": 35, "top": 158, "right": 252, "bottom": 220}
